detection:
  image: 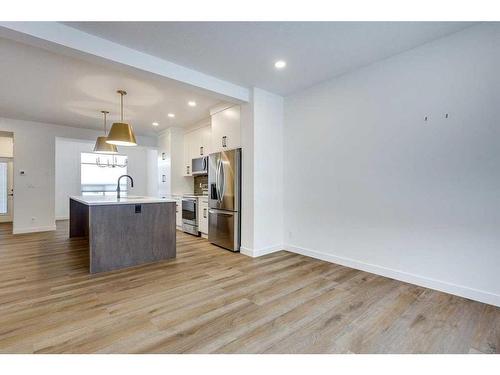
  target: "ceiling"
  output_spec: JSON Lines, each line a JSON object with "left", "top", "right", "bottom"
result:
{"left": 63, "top": 22, "right": 476, "bottom": 96}
{"left": 0, "top": 37, "right": 223, "bottom": 136}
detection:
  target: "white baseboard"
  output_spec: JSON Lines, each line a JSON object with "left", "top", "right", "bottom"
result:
{"left": 56, "top": 216, "right": 69, "bottom": 221}
{"left": 240, "top": 244, "right": 283, "bottom": 258}
{"left": 13, "top": 225, "right": 57, "bottom": 234}
{"left": 285, "top": 244, "right": 500, "bottom": 308}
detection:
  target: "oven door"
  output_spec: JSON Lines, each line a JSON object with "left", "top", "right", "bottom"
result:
{"left": 182, "top": 198, "right": 197, "bottom": 225}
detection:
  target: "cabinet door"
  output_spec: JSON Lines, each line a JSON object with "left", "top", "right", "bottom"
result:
{"left": 199, "top": 199, "right": 209, "bottom": 234}
{"left": 199, "top": 125, "right": 211, "bottom": 156}
{"left": 188, "top": 126, "right": 211, "bottom": 158}
{"left": 189, "top": 128, "right": 202, "bottom": 160}
{"left": 175, "top": 200, "right": 182, "bottom": 227}
{"left": 183, "top": 132, "right": 192, "bottom": 176}
{"left": 210, "top": 112, "right": 223, "bottom": 152}
{"left": 158, "top": 133, "right": 170, "bottom": 196}
{"left": 223, "top": 106, "right": 240, "bottom": 150}
{"left": 211, "top": 106, "right": 241, "bottom": 152}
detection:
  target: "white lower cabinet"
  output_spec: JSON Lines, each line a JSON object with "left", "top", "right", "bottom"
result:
{"left": 175, "top": 198, "right": 182, "bottom": 228}
{"left": 198, "top": 197, "right": 209, "bottom": 235}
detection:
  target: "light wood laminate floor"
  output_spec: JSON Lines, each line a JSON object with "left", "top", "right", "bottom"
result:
{"left": 0, "top": 221, "right": 498, "bottom": 354}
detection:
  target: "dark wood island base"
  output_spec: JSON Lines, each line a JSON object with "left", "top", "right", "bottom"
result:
{"left": 70, "top": 197, "right": 176, "bottom": 273}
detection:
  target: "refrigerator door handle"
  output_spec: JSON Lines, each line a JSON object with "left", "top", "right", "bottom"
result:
{"left": 217, "top": 159, "right": 223, "bottom": 203}
{"left": 220, "top": 161, "right": 226, "bottom": 203}
{"left": 209, "top": 209, "right": 233, "bottom": 217}
{"left": 214, "top": 158, "right": 220, "bottom": 202}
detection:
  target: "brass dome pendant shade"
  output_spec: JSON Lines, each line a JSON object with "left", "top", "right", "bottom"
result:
{"left": 106, "top": 90, "right": 137, "bottom": 146}
{"left": 94, "top": 110, "right": 118, "bottom": 154}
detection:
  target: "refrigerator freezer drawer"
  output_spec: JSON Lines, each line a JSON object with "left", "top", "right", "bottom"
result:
{"left": 208, "top": 209, "right": 240, "bottom": 252}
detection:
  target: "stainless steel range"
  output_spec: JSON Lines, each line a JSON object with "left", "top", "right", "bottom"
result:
{"left": 182, "top": 197, "right": 199, "bottom": 236}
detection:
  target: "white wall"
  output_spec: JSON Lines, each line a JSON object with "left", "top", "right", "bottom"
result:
{"left": 240, "top": 100, "right": 255, "bottom": 251}
{"left": 283, "top": 23, "right": 500, "bottom": 307}
{"left": 0, "top": 117, "right": 157, "bottom": 234}
{"left": 253, "top": 89, "right": 284, "bottom": 251}
{"left": 241, "top": 88, "right": 284, "bottom": 256}
{"left": 55, "top": 138, "right": 158, "bottom": 220}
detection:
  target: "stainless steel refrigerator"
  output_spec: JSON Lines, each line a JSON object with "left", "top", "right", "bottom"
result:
{"left": 208, "top": 148, "right": 241, "bottom": 252}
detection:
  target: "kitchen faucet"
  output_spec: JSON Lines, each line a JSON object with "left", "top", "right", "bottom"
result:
{"left": 117, "top": 175, "right": 134, "bottom": 199}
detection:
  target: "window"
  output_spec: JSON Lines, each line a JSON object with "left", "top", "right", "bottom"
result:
{"left": 80, "top": 153, "right": 128, "bottom": 196}
{"left": 0, "top": 162, "right": 6, "bottom": 214}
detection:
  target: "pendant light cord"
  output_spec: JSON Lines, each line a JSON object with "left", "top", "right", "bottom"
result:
{"left": 120, "top": 92, "right": 124, "bottom": 122}
{"left": 101, "top": 110, "right": 109, "bottom": 135}
{"left": 116, "top": 90, "right": 127, "bottom": 123}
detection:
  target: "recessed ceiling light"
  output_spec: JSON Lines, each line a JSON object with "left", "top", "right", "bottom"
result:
{"left": 152, "top": 122, "right": 159, "bottom": 127}
{"left": 167, "top": 113, "right": 175, "bottom": 118}
{"left": 188, "top": 101, "right": 197, "bottom": 107}
{"left": 274, "top": 60, "right": 287, "bottom": 69}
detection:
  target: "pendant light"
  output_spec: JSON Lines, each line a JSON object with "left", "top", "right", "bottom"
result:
{"left": 106, "top": 90, "right": 138, "bottom": 146}
{"left": 94, "top": 110, "right": 118, "bottom": 154}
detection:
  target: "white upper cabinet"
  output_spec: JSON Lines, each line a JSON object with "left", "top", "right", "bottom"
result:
{"left": 211, "top": 105, "right": 241, "bottom": 152}
{"left": 199, "top": 125, "right": 211, "bottom": 157}
{"left": 189, "top": 125, "right": 211, "bottom": 159}
{"left": 183, "top": 124, "right": 212, "bottom": 176}
{"left": 183, "top": 132, "right": 193, "bottom": 176}
{"left": 181, "top": 105, "right": 240, "bottom": 177}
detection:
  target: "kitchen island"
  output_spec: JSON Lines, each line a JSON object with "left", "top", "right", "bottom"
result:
{"left": 69, "top": 196, "right": 177, "bottom": 274}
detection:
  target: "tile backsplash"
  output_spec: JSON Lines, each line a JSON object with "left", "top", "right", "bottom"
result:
{"left": 194, "top": 175, "right": 208, "bottom": 195}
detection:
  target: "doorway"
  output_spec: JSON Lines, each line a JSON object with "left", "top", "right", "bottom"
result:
{"left": 0, "top": 132, "right": 14, "bottom": 224}
{"left": 0, "top": 159, "right": 13, "bottom": 223}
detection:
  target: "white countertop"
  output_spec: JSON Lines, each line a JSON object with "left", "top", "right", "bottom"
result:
{"left": 70, "top": 196, "right": 177, "bottom": 206}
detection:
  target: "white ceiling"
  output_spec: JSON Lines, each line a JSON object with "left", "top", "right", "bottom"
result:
{"left": 63, "top": 22, "right": 476, "bottom": 96}
{"left": 0, "top": 37, "right": 223, "bottom": 136}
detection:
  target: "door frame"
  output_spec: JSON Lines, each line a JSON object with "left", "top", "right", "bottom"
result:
{"left": 0, "top": 157, "right": 13, "bottom": 223}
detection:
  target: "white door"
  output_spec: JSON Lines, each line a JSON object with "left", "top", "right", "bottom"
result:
{"left": 0, "top": 159, "right": 13, "bottom": 223}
